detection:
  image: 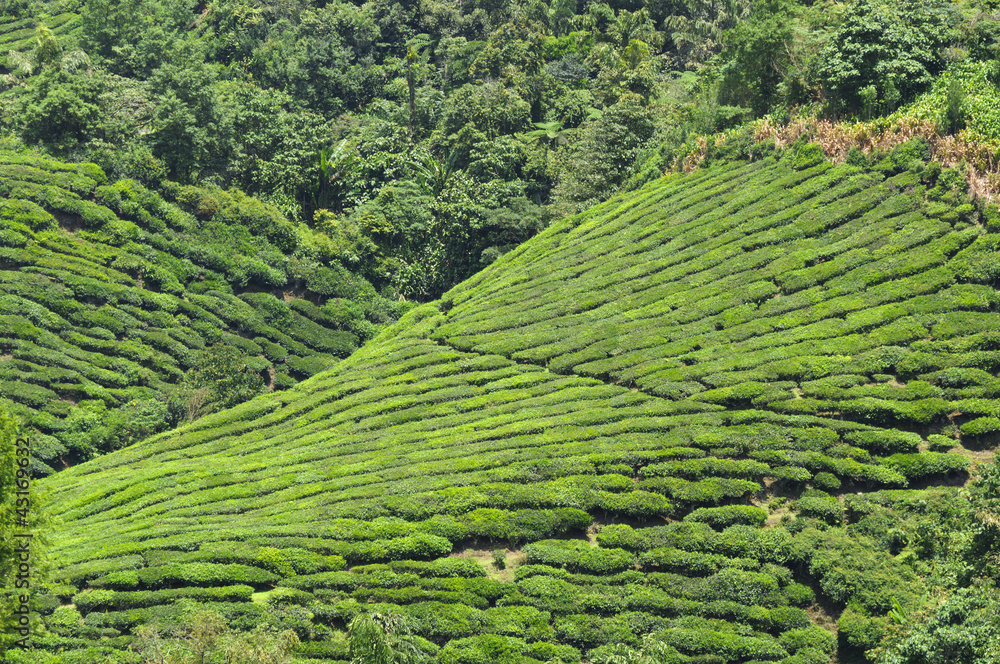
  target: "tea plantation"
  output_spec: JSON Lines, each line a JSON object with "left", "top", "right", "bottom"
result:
{"left": 15, "top": 150, "right": 1000, "bottom": 662}
{"left": 0, "top": 148, "right": 404, "bottom": 473}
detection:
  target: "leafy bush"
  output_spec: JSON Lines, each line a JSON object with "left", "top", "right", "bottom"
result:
{"left": 883, "top": 452, "right": 970, "bottom": 479}
{"left": 795, "top": 495, "right": 844, "bottom": 526}
{"left": 684, "top": 506, "right": 768, "bottom": 529}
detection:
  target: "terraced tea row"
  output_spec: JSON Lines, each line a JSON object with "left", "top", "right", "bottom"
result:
{"left": 438, "top": 156, "right": 995, "bottom": 445}
{"left": 0, "top": 150, "right": 401, "bottom": 472}
{"left": 31, "top": 153, "right": 993, "bottom": 662}
{"left": 41, "top": 312, "right": 908, "bottom": 662}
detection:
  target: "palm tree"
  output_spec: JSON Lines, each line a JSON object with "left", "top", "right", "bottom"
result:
{"left": 314, "top": 139, "right": 358, "bottom": 213}
{"left": 412, "top": 151, "right": 456, "bottom": 197}
{"left": 664, "top": 0, "right": 750, "bottom": 69}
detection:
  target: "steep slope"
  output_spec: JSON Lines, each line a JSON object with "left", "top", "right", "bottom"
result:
{"left": 0, "top": 149, "right": 399, "bottom": 473}
{"left": 33, "top": 153, "right": 998, "bottom": 662}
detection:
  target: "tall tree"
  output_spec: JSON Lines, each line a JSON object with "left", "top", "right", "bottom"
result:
{"left": 818, "top": 0, "right": 956, "bottom": 117}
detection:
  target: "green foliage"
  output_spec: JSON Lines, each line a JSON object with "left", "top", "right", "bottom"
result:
{"left": 883, "top": 452, "right": 969, "bottom": 480}
{"left": 818, "top": 0, "right": 955, "bottom": 116}
{"left": 795, "top": 494, "right": 845, "bottom": 526}
{"left": 0, "top": 150, "right": 404, "bottom": 465}
{"left": 18, "top": 155, "right": 1000, "bottom": 661}
{"left": 349, "top": 612, "right": 431, "bottom": 664}
{"left": 17, "top": 69, "right": 102, "bottom": 150}
{"left": 684, "top": 505, "right": 768, "bottom": 529}
{"left": 790, "top": 528, "right": 923, "bottom": 613}
{"left": 871, "top": 587, "right": 1000, "bottom": 664}
{"left": 171, "top": 344, "right": 265, "bottom": 421}
{"left": 963, "top": 462, "right": 1000, "bottom": 584}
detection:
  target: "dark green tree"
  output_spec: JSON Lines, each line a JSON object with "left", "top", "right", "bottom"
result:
{"left": 818, "top": 0, "right": 956, "bottom": 117}
{"left": 717, "top": 0, "right": 797, "bottom": 116}
{"left": 963, "top": 462, "right": 1000, "bottom": 585}
{"left": 17, "top": 69, "right": 101, "bottom": 150}
{"left": 170, "top": 345, "right": 266, "bottom": 423}
{"left": 870, "top": 587, "right": 1000, "bottom": 664}
{"left": 146, "top": 39, "right": 230, "bottom": 182}
{"left": 79, "top": 0, "right": 194, "bottom": 77}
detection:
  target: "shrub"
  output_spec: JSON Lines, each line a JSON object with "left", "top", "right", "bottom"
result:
{"left": 783, "top": 583, "right": 815, "bottom": 607}
{"left": 926, "top": 434, "right": 956, "bottom": 451}
{"left": 491, "top": 550, "right": 506, "bottom": 570}
{"left": 961, "top": 417, "right": 1000, "bottom": 438}
{"left": 837, "top": 606, "right": 887, "bottom": 653}
{"left": 701, "top": 568, "right": 783, "bottom": 607}
{"left": 596, "top": 524, "right": 651, "bottom": 552}
{"left": 883, "top": 452, "right": 970, "bottom": 480}
{"left": 481, "top": 606, "right": 553, "bottom": 641}
{"left": 605, "top": 490, "right": 673, "bottom": 518}
{"left": 811, "top": 472, "right": 841, "bottom": 491}
{"left": 845, "top": 429, "right": 921, "bottom": 454}
{"left": 779, "top": 626, "right": 836, "bottom": 655}
{"left": 684, "top": 505, "right": 768, "bottom": 529}
{"left": 438, "top": 634, "right": 534, "bottom": 664}
{"left": 522, "top": 540, "right": 634, "bottom": 574}
{"left": 768, "top": 606, "right": 811, "bottom": 632}
{"left": 795, "top": 496, "right": 844, "bottom": 525}
{"left": 640, "top": 545, "right": 738, "bottom": 576}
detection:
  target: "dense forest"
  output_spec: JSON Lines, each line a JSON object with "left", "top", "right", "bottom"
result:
{"left": 2, "top": 0, "right": 1000, "bottom": 662}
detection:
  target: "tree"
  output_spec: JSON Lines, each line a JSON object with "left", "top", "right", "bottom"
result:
{"left": 870, "top": 587, "right": 1000, "bottom": 664}
{"left": 314, "top": 139, "right": 360, "bottom": 213}
{"left": 146, "top": 39, "right": 230, "bottom": 182}
{"left": 522, "top": 120, "right": 571, "bottom": 169}
{"left": 663, "top": 0, "right": 751, "bottom": 70}
{"left": 17, "top": 68, "right": 101, "bottom": 150}
{"left": 4, "top": 26, "right": 90, "bottom": 82}
{"left": 79, "top": 0, "right": 194, "bottom": 77}
{"left": 963, "top": 462, "right": 1000, "bottom": 585}
{"left": 716, "top": 0, "right": 792, "bottom": 116}
{"left": 550, "top": 93, "right": 657, "bottom": 215}
{"left": 818, "top": 0, "right": 956, "bottom": 117}
{"left": 470, "top": 21, "right": 545, "bottom": 81}
{"left": 251, "top": 3, "right": 383, "bottom": 117}
{"left": 170, "top": 345, "right": 265, "bottom": 423}
{"left": 348, "top": 613, "right": 429, "bottom": 664}
{"left": 717, "top": 0, "right": 832, "bottom": 115}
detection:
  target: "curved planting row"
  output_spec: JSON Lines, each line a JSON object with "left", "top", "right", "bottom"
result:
{"left": 0, "top": 150, "right": 402, "bottom": 472}
{"left": 438, "top": 153, "right": 994, "bottom": 448}
{"left": 31, "top": 151, "right": 995, "bottom": 662}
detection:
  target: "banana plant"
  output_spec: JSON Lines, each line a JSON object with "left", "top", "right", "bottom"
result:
{"left": 314, "top": 139, "right": 358, "bottom": 213}
{"left": 412, "top": 150, "right": 456, "bottom": 197}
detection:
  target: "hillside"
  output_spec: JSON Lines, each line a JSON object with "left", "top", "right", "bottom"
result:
{"left": 22, "top": 148, "right": 1000, "bottom": 662}
{"left": 5, "top": 0, "right": 1000, "bottom": 304}
{"left": 0, "top": 147, "right": 404, "bottom": 474}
